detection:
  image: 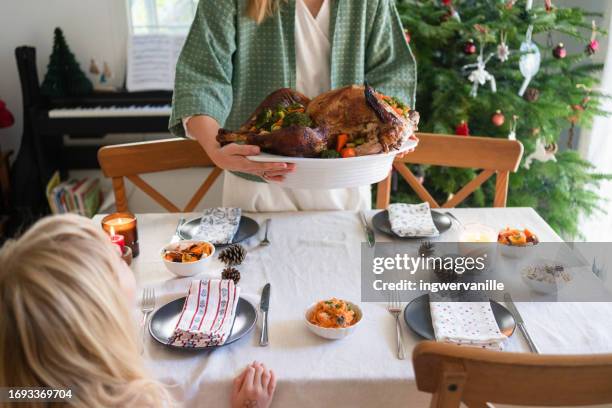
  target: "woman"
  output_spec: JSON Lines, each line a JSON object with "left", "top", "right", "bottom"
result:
{"left": 170, "top": 0, "right": 416, "bottom": 212}
{"left": 0, "top": 214, "right": 276, "bottom": 408}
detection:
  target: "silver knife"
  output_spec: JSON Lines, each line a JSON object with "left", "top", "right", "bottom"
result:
{"left": 359, "top": 211, "right": 375, "bottom": 248}
{"left": 259, "top": 283, "right": 270, "bottom": 346}
{"left": 504, "top": 293, "right": 540, "bottom": 354}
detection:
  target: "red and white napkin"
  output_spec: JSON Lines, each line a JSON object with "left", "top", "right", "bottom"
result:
{"left": 430, "top": 301, "right": 507, "bottom": 350}
{"left": 168, "top": 279, "right": 240, "bottom": 347}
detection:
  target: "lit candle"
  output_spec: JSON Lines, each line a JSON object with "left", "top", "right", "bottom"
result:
{"left": 101, "top": 212, "right": 140, "bottom": 257}
{"left": 458, "top": 223, "right": 497, "bottom": 270}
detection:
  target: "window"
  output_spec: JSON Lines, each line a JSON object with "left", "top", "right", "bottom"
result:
{"left": 128, "top": 0, "right": 198, "bottom": 33}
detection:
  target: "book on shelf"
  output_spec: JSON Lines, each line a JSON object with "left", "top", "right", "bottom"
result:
{"left": 45, "top": 171, "right": 102, "bottom": 218}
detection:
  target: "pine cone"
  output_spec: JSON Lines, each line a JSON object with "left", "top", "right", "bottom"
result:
{"left": 219, "top": 244, "right": 246, "bottom": 266}
{"left": 222, "top": 267, "right": 241, "bottom": 284}
{"left": 418, "top": 241, "right": 435, "bottom": 257}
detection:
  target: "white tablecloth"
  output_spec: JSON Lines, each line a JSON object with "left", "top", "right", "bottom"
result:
{"left": 100, "top": 208, "right": 612, "bottom": 407}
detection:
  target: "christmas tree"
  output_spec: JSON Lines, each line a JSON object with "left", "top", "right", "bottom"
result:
{"left": 41, "top": 28, "right": 93, "bottom": 97}
{"left": 395, "top": 0, "right": 610, "bottom": 238}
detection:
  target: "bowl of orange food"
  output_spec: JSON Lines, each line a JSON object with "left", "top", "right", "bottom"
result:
{"left": 305, "top": 298, "right": 362, "bottom": 340}
{"left": 498, "top": 227, "right": 539, "bottom": 258}
{"left": 161, "top": 240, "right": 215, "bottom": 277}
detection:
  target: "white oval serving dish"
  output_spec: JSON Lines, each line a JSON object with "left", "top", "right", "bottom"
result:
{"left": 247, "top": 138, "right": 418, "bottom": 189}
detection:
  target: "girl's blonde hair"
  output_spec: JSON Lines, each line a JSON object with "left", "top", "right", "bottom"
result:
{"left": 247, "top": 0, "right": 282, "bottom": 24}
{"left": 0, "top": 214, "right": 170, "bottom": 407}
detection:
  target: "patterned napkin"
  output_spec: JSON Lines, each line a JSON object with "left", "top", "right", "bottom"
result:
{"left": 194, "top": 207, "right": 241, "bottom": 245}
{"left": 388, "top": 203, "right": 439, "bottom": 237}
{"left": 430, "top": 300, "right": 507, "bottom": 350}
{"left": 168, "top": 279, "right": 240, "bottom": 347}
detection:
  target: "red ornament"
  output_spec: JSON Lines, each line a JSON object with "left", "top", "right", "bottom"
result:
{"left": 442, "top": 0, "right": 452, "bottom": 5}
{"left": 553, "top": 43, "right": 567, "bottom": 59}
{"left": 491, "top": 110, "right": 505, "bottom": 127}
{"left": 0, "top": 100, "right": 15, "bottom": 129}
{"left": 463, "top": 39, "right": 477, "bottom": 55}
{"left": 586, "top": 39, "right": 599, "bottom": 55}
{"left": 455, "top": 120, "right": 470, "bottom": 136}
{"left": 545, "top": 0, "right": 553, "bottom": 12}
{"left": 404, "top": 30, "right": 411, "bottom": 44}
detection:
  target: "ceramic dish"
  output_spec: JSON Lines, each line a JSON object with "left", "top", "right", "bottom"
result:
{"left": 304, "top": 301, "right": 363, "bottom": 340}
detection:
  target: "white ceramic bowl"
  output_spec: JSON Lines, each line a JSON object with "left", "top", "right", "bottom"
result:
{"left": 304, "top": 301, "right": 363, "bottom": 340}
{"left": 161, "top": 240, "right": 215, "bottom": 277}
{"left": 499, "top": 242, "right": 537, "bottom": 259}
{"left": 247, "top": 138, "right": 418, "bottom": 189}
{"left": 521, "top": 260, "right": 571, "bottom": 294}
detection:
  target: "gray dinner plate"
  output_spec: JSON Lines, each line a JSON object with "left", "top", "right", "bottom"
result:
{"left": 149, "top": 296, "right": 257, "bottom": 350}
{"left": 178, "top": 216, "right": 260, "bottom": 246}
{"left": 403, "top": 294, "right": 516, "bottom": 339}
{"left": 372, "top": 210, "right": 452, "bottom": 239}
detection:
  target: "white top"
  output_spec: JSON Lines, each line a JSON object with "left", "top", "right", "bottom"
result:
{"left": 295, "top": 0, "right": 331, "bottom": 98}
{"left": 107, "top": 208, "right": 612, "bottom": 407}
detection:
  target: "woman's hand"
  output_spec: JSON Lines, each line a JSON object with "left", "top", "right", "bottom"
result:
{"left": 231, "top": 361, "right": 276, "bottom": 408}
{"left": 187, "top": 115, "right": 295, "bottom": 181}
{"left": 210, "top": 143, "right": 296, "bottom": 182}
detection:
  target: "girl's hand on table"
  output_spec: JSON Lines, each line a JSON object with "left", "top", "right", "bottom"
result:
{"left": 231, "top": 361, "right": 277, "bottom": 408}
{"left": 211, "top": 143, "right": 296, "bottom": 181}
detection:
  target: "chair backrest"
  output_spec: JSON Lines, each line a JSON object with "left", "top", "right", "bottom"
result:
{"left": 413, "top": 341, "right": 612, "bottom": 407}
{"left": 376, "top": 133, "right": 524, "bottom": 209}
{"left": 98, "top": 138, "right": 221, "bottom": 212}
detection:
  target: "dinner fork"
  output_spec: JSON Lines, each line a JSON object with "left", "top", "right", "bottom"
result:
{"left": 259, "top": 219, "right": 271, "bottom": 247}
{"left": 140, "top": 287, "right": 156, "bottom": 354}
{"left": 387, "top": 291, "right": 406, "bottom": 360}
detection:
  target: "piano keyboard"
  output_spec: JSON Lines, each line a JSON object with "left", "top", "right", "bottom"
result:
{"left": 48, "top": 105, "right": 172, "bottom": 118}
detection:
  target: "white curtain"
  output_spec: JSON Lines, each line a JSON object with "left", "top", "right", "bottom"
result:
{"left": 579, "top": 14, "right": 612, "bottom": 243}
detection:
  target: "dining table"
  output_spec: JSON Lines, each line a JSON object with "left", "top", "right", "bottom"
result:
{"left": 95, "top": 207, "right": 612, "bottom": 407}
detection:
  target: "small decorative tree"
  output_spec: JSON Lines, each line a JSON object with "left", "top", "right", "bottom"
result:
{"left": 41, "top": 28, "right": 93, "bottom": 97}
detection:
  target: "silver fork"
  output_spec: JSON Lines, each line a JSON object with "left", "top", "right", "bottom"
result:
{"left": 387, "top": 291, "right": 406, "bottom": 360}
{"left": 140, "top": 287, "right": 156, "bottom": 354}
{"left": 259, "top": 219, "right": 271, "bottom": 247}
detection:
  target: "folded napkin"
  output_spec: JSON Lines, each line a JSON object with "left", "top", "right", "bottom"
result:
{"left": 194, "top": 207, "right": 241, "bottom": 245}
{"left": 388, "top": 203, "right": 439, "bottom": 237}
{"left": 430, "top": 301, "right": 507, "bottom": 350}
{"left": 168, "top": 279, "right": 240, "bottom": 347}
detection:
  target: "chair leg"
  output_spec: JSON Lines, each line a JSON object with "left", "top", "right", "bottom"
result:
{"left": 376, "top": 171, "right": 392, "bottom": 209}
{"left": 493, "top": 171, "right": 509, "bottom": 207}
{"left": 430, "top": 362, "right": 466, "bottom": 408}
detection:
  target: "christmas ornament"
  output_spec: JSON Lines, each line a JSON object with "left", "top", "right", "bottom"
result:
{"left": 462, "top": 49, "right": 497, "bottom": 97}
{"left": 518, "top": 24, "right": 541, "bottom": 96}
{"left": 505, "top": 0, "right": 515, "bottom": 9}
{"left": 218, "top": 244, "right": 246, "bottom": 266}
{"left": 463, "top": 39, "right": 477, "bottom": 55}
{"left": 0, "top": 100, "right": 15, "bottom": 129}
{"left": 497, "top": 31, "right": 510, "bottom": 62}
{"left": 553, "top": 43, "right": 567, "bottom": 59}
{"left": 455, "top": 120, "right": 470, "bottom": 136}
{"left": 222, "top": 266, "right": 241, "bottom": 284}
{"left": 508, "top": 115, "right": 519, "bottom": 140}
{"left": 545, "top": 0, "right": 553, "bottom": 12}
{"left": 404, "top": 30, "right": 411, "bottom": 44}
{"left": 523, "top": 87, "right": 540, "bottom": 102}
{"left": 524, "top": 138, "right": 557, "bottom": 169}
{"left": 442, "top": 0, "right": 452, "bottom": 5}
{"left": 586, "top": 21, "right": 599, "bottom": 55}
{"left": 491, "top": 110, "right": 505, "bottom": 126}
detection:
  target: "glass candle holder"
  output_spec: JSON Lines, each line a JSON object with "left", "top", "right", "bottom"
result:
{"left": 458, "top": 223, "right": 498, "bottom": 271}
{"left": 102, "top": 212, "right": 140, "bottom": 257}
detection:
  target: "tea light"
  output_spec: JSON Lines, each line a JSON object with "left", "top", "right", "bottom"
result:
{"left": 102, "top": 212, "right": 140, "bottom": 257}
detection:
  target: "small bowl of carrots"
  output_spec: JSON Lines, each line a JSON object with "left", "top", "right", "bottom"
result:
{"left": 304, "top": 298, "right": 363, "bottom": 340}
{"left": 161, "top": 240, "right": 215, "bottom": 277}
{"left": 498, "top": 228, "right": 539, "bottom": 258}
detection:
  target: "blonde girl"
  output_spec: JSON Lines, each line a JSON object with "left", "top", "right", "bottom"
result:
{"left": 0, "top": 214, "right": 275, "bottom": 407}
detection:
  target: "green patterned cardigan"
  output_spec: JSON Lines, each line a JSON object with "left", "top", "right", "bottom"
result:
{"left": 169, "top": 0, "right": 417, "bottom": 180}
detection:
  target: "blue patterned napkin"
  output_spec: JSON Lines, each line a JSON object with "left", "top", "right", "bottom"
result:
{"left": 194, "top": 207, "right": 241, "bottom": 245}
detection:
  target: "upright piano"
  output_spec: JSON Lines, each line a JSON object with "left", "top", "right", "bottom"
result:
{"left": 13, "top": 46, "right": 172, "bottom": 210}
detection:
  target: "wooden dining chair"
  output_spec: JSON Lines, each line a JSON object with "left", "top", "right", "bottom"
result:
{"left": 376, "top": 133, "right": 524, "bottom": 209}
{"left": 413, "top": 341, "right": 612, "bottom": 408}
{"left": 98, "top": 138, "right": 222, "bottom": 213}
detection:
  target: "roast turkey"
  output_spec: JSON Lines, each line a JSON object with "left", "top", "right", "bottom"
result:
{"left": 216, "top": 84, "right": 419, "bottom": 158}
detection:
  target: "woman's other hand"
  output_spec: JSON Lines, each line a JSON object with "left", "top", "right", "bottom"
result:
{"left": 231, "top": 361, "right": 277, "bottom": 408}
{"left": 187, "top": 115, "right": 295, "bottom": 181}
